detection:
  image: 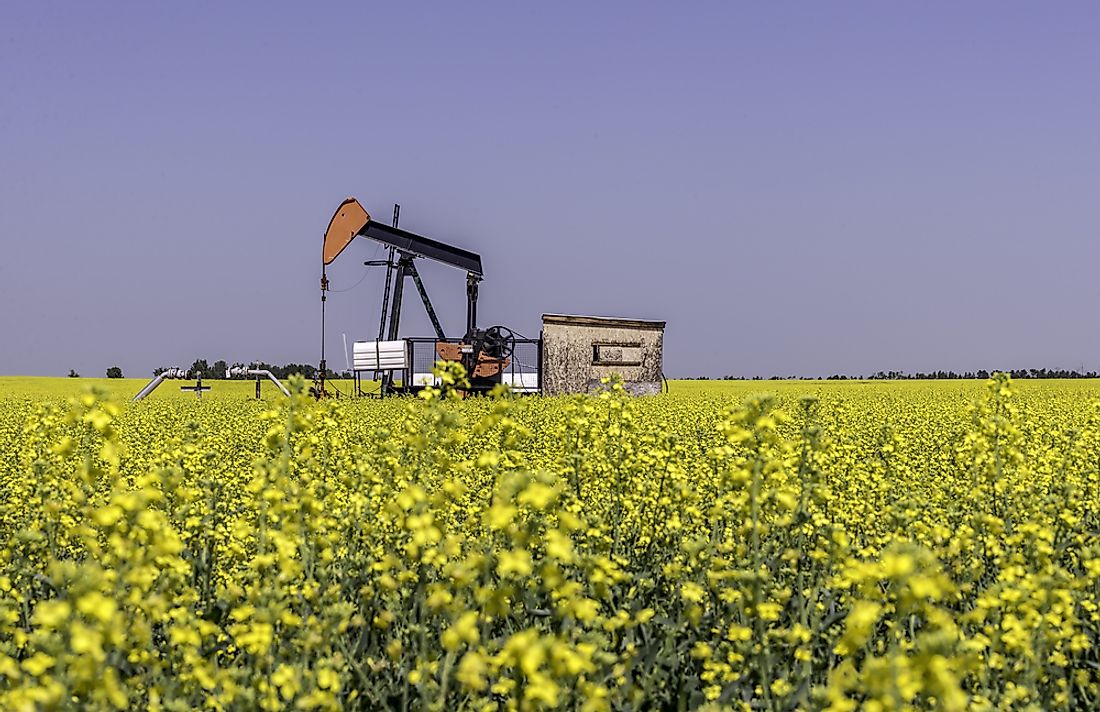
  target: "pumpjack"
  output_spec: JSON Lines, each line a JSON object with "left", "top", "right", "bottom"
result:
{"left": 318, "top": 197, "right": 522, "bottom": 396}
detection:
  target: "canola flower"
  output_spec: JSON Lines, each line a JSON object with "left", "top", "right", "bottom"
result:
{"left": 0, "top": 368, "right": 1098, "bottom": 710}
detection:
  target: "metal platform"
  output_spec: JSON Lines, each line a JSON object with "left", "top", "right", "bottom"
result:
{"left": 352, "top": 336, "right": 542, "bottom": 396}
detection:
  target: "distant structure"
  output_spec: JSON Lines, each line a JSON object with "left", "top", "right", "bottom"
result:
{"left": 320, "top": 196, "right": 667, "bottom": 398}
{"left": 540, "top": 314, "right": 665, "bottom": 396}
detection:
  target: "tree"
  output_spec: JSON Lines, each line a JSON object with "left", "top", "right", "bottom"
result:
{"left": 106, "top": 366, "right": 123, "bottom": 378}
{"left": 213, "top": 360, "right": 228, "bottom": 379}
{"left": 67, "top": 369, "right": 80, "bottom": 378}
{"left": 191, "top": 359, "right": 209, "bottom": 379}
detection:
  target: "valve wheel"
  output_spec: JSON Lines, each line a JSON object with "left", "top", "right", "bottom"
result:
{"left": 482, "top": 325, "right": 517, "bottom": 360}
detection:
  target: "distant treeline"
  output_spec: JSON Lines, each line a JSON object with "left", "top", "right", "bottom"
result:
{"left": 685, "top": 368, "right": 1100, "bottom": 381}
{"left": 161, "top": 362, "right": 1100, "bottom": 382}
{"left": 154, "top": 360, "right": 341, "bottom": 380}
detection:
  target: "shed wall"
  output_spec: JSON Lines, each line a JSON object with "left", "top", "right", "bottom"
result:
{"left": 541, "top": 315, "right": 664, "bottom": 396}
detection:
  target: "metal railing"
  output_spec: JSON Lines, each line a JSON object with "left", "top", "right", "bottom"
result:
{"left": 352, "top": 337, "right": 541, "bottom": 395}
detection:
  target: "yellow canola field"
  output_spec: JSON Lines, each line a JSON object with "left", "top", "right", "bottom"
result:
{"left": 0, "top": 369, "right": 1098, "bottom": 710}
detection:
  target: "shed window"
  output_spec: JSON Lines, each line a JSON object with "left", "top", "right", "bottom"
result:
{"left": 592, "top": 342, "right": 642, "bottom": 366}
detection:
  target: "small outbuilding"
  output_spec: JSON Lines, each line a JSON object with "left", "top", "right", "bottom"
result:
{"left": 540, "top": 313, "right": 665, "bottom": 396}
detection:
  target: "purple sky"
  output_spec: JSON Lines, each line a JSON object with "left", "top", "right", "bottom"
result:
{"left": 3, "top": 2, "right": 1100, "bottom": 378}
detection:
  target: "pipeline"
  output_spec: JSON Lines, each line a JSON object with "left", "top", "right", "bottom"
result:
{"left": 226, "top": 367, "right": 291, "bottom": 397}
{"left": 132, "top": 368, "right": 189, "bottom": 402}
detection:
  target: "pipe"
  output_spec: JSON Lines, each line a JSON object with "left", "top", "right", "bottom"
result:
{"left": 226, "top": 367, "right": 290, "bottom": 397}
{"left": 132, "top": 367, "right": 188, "bottom": 402}
{"left": 466, "top": 273, "right": 480, "bottom": 339}
{"left": 253, "top": 370, "right": 291, "bottom": 397}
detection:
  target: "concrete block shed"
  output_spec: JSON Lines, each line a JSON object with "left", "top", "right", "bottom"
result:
{"left": 540, "top": 314, "right": 666, "bottom": 396}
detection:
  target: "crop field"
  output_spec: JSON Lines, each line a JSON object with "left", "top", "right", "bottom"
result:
{"left": 1, "top": 371, "right": 1099, "bottom": 710}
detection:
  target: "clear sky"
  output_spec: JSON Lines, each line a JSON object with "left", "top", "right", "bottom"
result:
{"left": 2, "top": 2, "right": 1099, "bottom": 378}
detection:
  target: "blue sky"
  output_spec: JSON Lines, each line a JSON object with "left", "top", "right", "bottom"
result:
{"left": 2, "top": 2, "right": 1099, "bottom": 377}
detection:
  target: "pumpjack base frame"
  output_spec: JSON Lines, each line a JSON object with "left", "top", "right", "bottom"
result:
{"left": 352, "top": 336, "right": 542, "bottom": 397}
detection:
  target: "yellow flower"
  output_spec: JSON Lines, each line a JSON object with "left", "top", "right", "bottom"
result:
{"left": 317, "top": 667, "right": 340, "bottom": 691}
{"left": 524, "top": 672, "right": 560, "bottom": 707}
{"left": 681, "top": 582, "right": 706, "bottom": 603}
{"left": 76, "top": 591, "right": 118, "bottom": 624}
{"left": 32, "top": 600, "right": 71, "bottom": 629}
{"left": 21, "top": 652, "right": 55, "bottom": 676}
{"left": 456, "top": 651, "right": 488, "bottom": 691}
{"left": 755, "top": 602, "right": 782, "bottom": 621}
{"left": 497, "top": 548, "right": 533, "bottom": 577}
{"left": 442, "top": 611, "right": 480, "bottom": 651}
{"left": 691, "top": 642, "right": 713, "bottom": 659}
{"left": 518, "top": 482, "right": 557, "bottom": 510}
{"left": 545, "top": 529, "right": 575, "bottom": 564}
{"left": 834, "top": 601, "right": 882, "bottom": 656}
